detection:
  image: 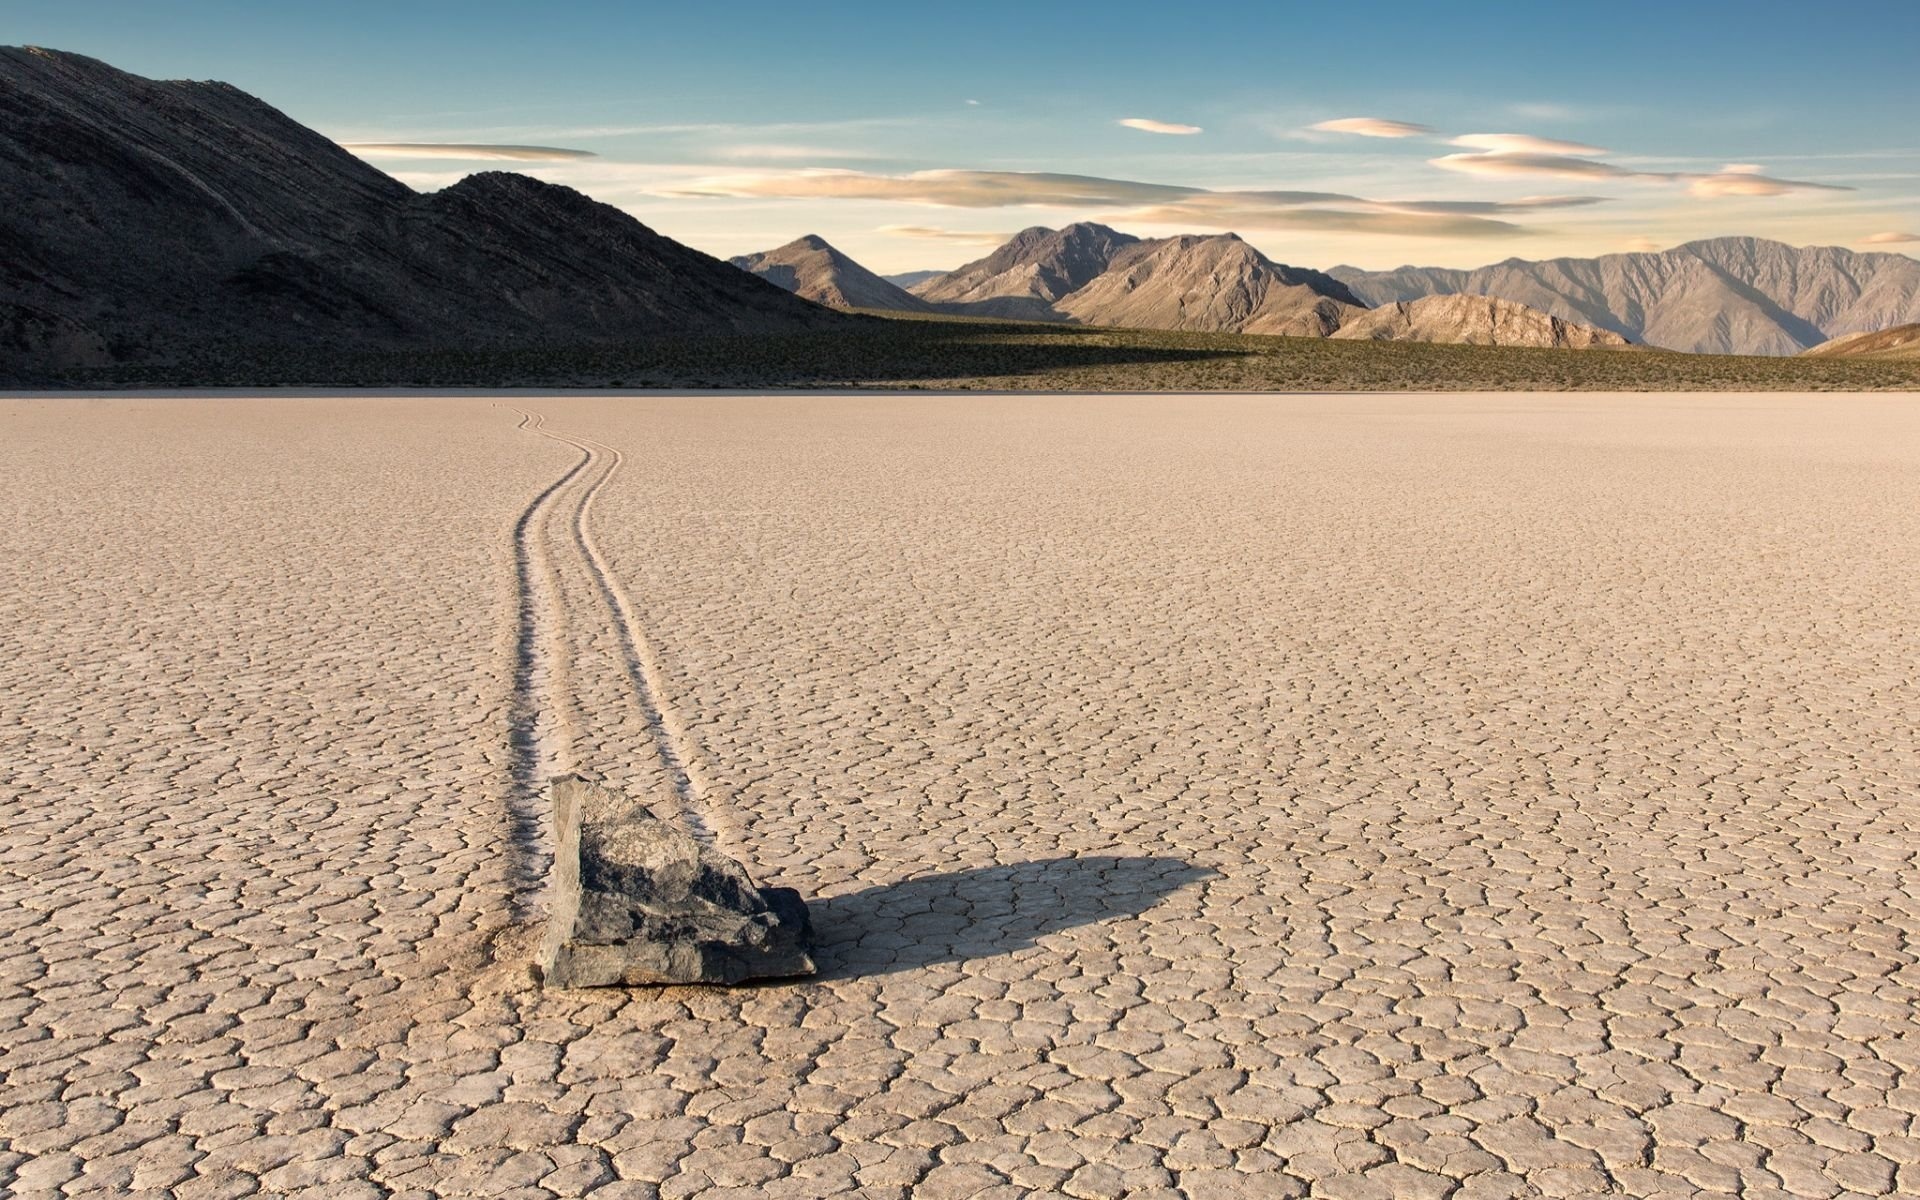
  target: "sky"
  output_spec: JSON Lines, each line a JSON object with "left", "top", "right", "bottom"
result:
{"left": 12, "top": 1, "right": 1920, "bottom": 273}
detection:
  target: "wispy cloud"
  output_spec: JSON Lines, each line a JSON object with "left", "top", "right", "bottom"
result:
{"left": 1687, "top": 164, "right": 1848, "bottom": 197}
{"left": 1299, "top": 116, "right": 1858, "bottom": 209}
{"left": 1451, "top": 133, "right": 1608, "bottom": 156}
{"left": 672, "top": 168, "right": 1576, "bottom": 239}
{"left": 1119, "top": 117, "right": 1203, "bottom": 135}
{"left": 879, "top": 225, "right": 1016, "bottom": 245}
{"left": 1508, "top": 102, "right": 1579, "bottom": 122}
{"left": 334, "top": 116, "right": 919, "bottom": 145}
{"left": 1432, "top": 152, "right": 1646, "bottom": 182}
{"left": 1389, "top": 195, "right": 1607, "bottom": 215}
{"left": 341, "top": 142, "right": 597, "bottom": 161}
{"left": 1113, "top": 201, "right": 1530, "bottom": 239}
{"left": 1863, "top": 230, "right": 1920, "bottom": 244}
{"left": 1432, "top": 151, "right": 1850, "bottom": 197}
{"left": 675, "top": 169, "right": 1199, "bottom": 208}
{"left": 1309, "top": 117, "right": 1434, "bottom": 139}
{"left": 710, "top": 144, "right": 880, "bottom": 161}
{"left": 379, "top": 160, "right": 726, "bottom": 201}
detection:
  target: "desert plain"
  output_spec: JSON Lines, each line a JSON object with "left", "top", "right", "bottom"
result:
{"left": 3, "top": 391, "right": 1919, "bottom": 1200}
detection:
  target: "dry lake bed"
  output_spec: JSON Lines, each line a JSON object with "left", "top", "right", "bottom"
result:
{"left": 3, "top": 392, "right": 1919, "bottom": 1200}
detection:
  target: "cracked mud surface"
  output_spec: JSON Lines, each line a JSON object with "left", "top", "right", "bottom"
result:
{"left": 3, "top": 392, "right": 1919, "bottom": 1198}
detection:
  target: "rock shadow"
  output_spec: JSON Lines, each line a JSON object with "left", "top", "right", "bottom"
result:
{"left": 811, "top": 855, "right": 1215, "bottom": 980}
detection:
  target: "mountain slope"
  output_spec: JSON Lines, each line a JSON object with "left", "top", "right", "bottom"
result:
{"left": 883, "top": 269, "right": 945, "bottom": 290}
{"left": 912, "top": 222, "right": 1140, "bottom": 319}
{"left": 0, "top": 45, "right": 840, "bottom": 374}
{"left": 1332, "top": 238, "right": 1920, "bottom": 355}
{"left": 1802, "top": 322, "right": 1920, "bottom": 360}
{"left": 731, "top": 235, "right": 932, "bottom": 312}
{"left": 1330, "top": 295, "right": 1632, "bottom": 348}
{"left": 1055, "top": 234, "right": 1363, "bottom": 337}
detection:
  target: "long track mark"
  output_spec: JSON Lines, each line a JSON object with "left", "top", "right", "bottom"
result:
{"left": 510, "top": 408, "right": 738, "bottom": 855}
{"left": 503, "top": 409, "right": 594, "bottom": 912}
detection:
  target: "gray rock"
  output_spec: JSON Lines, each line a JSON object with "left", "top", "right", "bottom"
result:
{"left": 539, "top": 774, "right": 814, "bottom": 987}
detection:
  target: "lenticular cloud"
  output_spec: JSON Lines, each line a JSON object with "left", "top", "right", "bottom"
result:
{"left": 341, "top": 143, "right": 598, "bottom": 162}
{"left": 1310, "top": 117, "right": 1434, "bottom": 139}
{"left": 1118, "top": 118, "right": 1203, "bottom": 136}
{"left": 1450, "top": 133, "right": 1609, "bottom": 157}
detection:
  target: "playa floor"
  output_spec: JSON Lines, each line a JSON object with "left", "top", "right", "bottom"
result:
{"left": 4, "top": 392, "right": 1919, "bottom": 1199}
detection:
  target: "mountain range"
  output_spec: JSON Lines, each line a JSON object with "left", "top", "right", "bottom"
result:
{"left": 1331, "top": 240, "right": 1920, "bottom": 356}
{"left": 0, "top": 46, "right": 840, "bottom": 374}
{"left": 741, "top": 222, "right": 1920, "bottom": 356}
{"left": 7, "top": 44, "right": 1916, "bottom": 377}
{"left": 736, "top": 223, "right": 1630, "bottom": 348}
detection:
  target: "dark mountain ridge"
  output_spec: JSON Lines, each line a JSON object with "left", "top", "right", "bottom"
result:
{"left": 0, "top": 45, "right": 840, "bottom": 377}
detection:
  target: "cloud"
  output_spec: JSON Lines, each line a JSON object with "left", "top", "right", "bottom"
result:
{"left": 340, "top": 142, "right": 596, "bottom": 161}
{"left": 674, "top": 168, "right": 1559, "bottom": 239}
{"left": 676, "top": 169, "right": 1200, "bottom": 208}
{"left": 1310, "top": 117, "right": 1433, "bottom": 138}
{"left": 1119, "top": 118, "right": 1203, "bottom": 135}
{"left": 1509, "top": 102, "right": 1578, "bottom": 122}
{"left": 711, "top": 144, "right": 879, "bottom": 161}
{"left": 1431, "top": 152, "right": 1650, "bottom": 182}
{"left": 1432, "top": 151, "right": 1850, "bottom": 198}
{"left": 1685, "top": 169, "right": 1851, "bottom": 197}
{"left": 1624, "top": 237, "right": 1665, "bottom": 252}
{"left": 1863, "top": 231, "right": 1920, "bottom": 244}
{"left": 1113, "top": 202, "right": 1528, "bottom": 239}
{"left": 879, "top": 225, "right": 1017, "bottom": 246}
{"left": 1388, "top": 195, "right": 1607, "bottom": 215}
{"left": 965, "top": 99, "right": 981, "bottom": 106}
{"left": 1451, "top": 133, "right": 1609, "bottom": 156}
{"left": 339, "top": 116, "right": 919, "bottom": 144}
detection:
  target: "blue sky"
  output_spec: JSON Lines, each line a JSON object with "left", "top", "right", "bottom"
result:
{"left": 14, "top": 1, "right": 1920, "bottom": 271}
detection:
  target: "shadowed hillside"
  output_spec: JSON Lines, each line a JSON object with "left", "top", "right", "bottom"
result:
{"left": 0, "top": 46, "right": 842, "bottom": 375}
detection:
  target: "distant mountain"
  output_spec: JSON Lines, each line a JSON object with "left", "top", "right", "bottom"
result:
{"left": 909, "top": 225, "right": 1627, "bottom": 348}
{"left": 1055, "top": 234, "right": 1363, "bottom": 337}
{"left": 731, "top": 235, "right": 933, "bottom": 312}
{"left": 912, "top": 222, "right": 1141, "bottom": 320}
{"left": 1802, "top": 322, "right": 1920, "bottom": 360}
{"left": 1330, "top": 295, "right": 1631, "bottom": 348}
{"left": 1332, "top": 238, "right": 1920, "bottom": 356}
{"left": 0, "top": 46, "right": 840, "bottom": 376}
{"left": 884, "top": 269, "right": 946, "bottom": 290}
